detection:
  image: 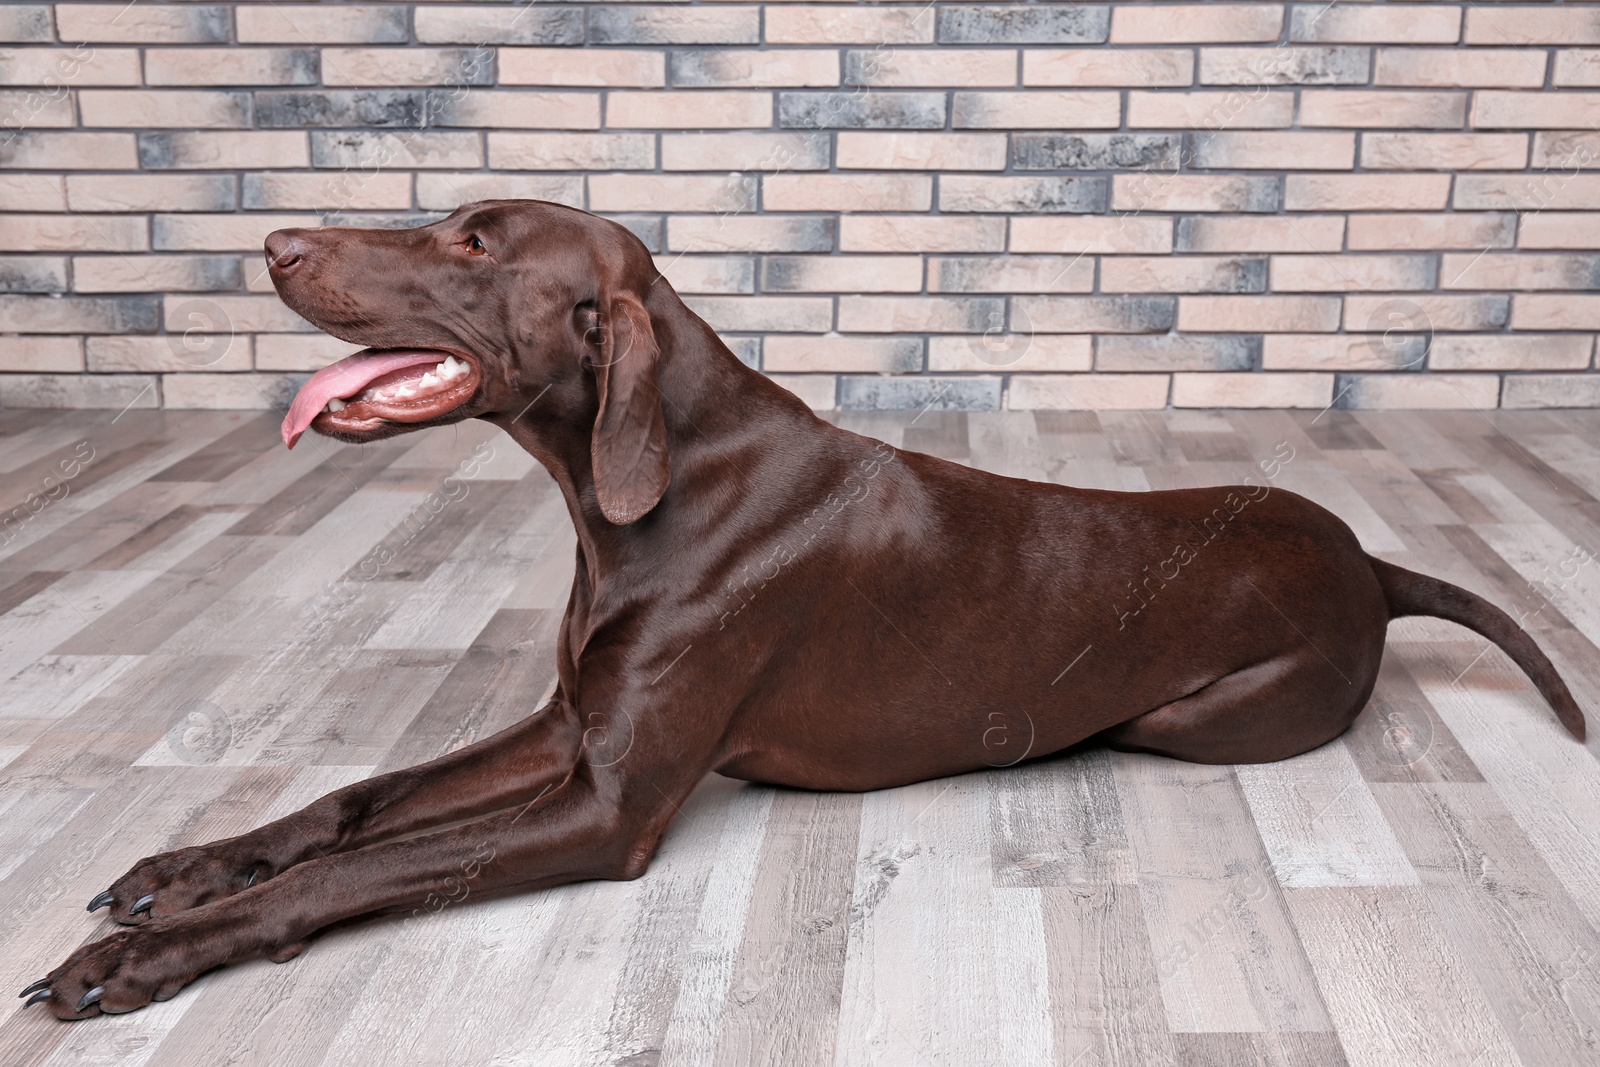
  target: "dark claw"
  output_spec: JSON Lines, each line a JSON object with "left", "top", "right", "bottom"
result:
{"left": 246, "top": 870, "right": 258, "bottom": 889}
{"left": 130, "top": 894, "right": 155, "bottom": 915}
{"left": 87, "top": 891, "right": 114, "bottom": 913}
{"left": 23, "top": 988, "right": 51, "bottom": 1008}
{"left": 18, "top": 978, "right": 49, "bottom": 998}
{"left": 75, "top": 986, "right": 103, "bottom": 1012}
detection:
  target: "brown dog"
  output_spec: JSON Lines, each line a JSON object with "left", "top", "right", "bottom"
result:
{"left": 23, "top": 200, "right": 1586, "bottom": 1018}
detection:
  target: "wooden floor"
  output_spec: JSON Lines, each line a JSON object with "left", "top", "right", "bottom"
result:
{"left": 1, "top": 405, "right": 1599, "bottom": 1066}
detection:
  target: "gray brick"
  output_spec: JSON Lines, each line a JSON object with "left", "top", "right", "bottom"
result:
{"left": 311, "top": 130, "right": 483, "bottom": 169}
{"left": 0, "top": 256, "right": 66, "bottom": 293}
{"left": 940, "top": 175, "right": 1107, "bottom": 213}
{"left": 725, "top": 335, "right": 761, "bottom": 368}
{"left": 1015, "top": 296, "right": 1177, "bottom": 333}
{"left": 588, "top": 7, "right": 759, "bottom": 45}
{"left": 1097, "top": 335, "right": 1261, "bottom": 372}
{"left": 938, "top": 5, "right": 1109, "bottom": 44}
{"left": 0, "top": 295, "right": 160, "bottom": 333}
{"left": 320, "top": 212, "right": 447, "bottom": 230}
{"left": 0, "top": 373, "right": 157, "bottom": 409}
{"left": 601, "top": 214, "right": 664, "bottom": 253}
{"left": 1014, "top": 134, "right": 1181, "bottom": 171}
{"left": 415, "top": 6, "right": 583, "bottom": 45}
{"left": 778, "top": 91, "right": 946, "bottom": 129}
{"left": 256, "top": 90, "right": 427, "bottom": 129}
{"left": 839, "top": 376, "right": 1001, "bottom": 412}
{"left": 1200, "top": 47, "right": 1371, "bottom": 86}
{"left": 0, "top": 7, "right": 53, "bottom": 43}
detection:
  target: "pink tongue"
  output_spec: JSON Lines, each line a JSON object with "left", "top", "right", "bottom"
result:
{"left": 281, "top": 349, "right": 447, "bottom": 448}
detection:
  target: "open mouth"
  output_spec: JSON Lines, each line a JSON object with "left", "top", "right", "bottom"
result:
{"left": 281, "top": 349, "right": 481, "bottom": 449}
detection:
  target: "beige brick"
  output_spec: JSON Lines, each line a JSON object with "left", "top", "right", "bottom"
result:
{"left": 929, "top": 255, "right": 1095, "bottom": 294}
{"left": 953, "top": 91, "right": 1121, "bottom": 129}
{"left": 0, "top": 214, "right": 145, "bottom": 252}
{"left": 835, "top": 132, "right": 1006, "bottom": 170}
{"left": 1519, "top": 213, "right": 1600, "bottom": 250}
{"left": 1375, "top": 48, "right": 1545, "bottom": 88}
{"left": 0, "top": 337, "right": 81, "bottom": 373}
{"left": 141, "top": 131, "right": 310, "bottom": 170}
{"left": 1127, "top": 90, "right": 1294, "bottom": 129}
{"left": 0, "top": 174, "right": 65, "bottom": 211}
{"left": 764, "top": 335, "right": 922, "bottom": 373}
{"left": 607, "top": 91, "right": 771, "bottom": 128}
{"left": 591, "top": 174, "right": 755, "bottom": 213}
{"left": 668, "top": 215, "right": 834, "bottom": 253}
{"left": 1347, "top": 212, "right": 1515, "bottom": 251}
{"left": 1430, "top": 334, "right": 1593, "bottom": 371}
{"left": 840, "top": 215, "right": 1006, "bottom": 253}
{"left": 0, "top": 46, "right": 139, "bottom": 86}
{"left": 244, "top": 172, "right": 412, "bottom": 211}
{"left": 1113, "top": 5, "right": 1283, "bottom": 43}
{"left": 848, "top": 49, "right": 1015, "bottom": 88}
{"left": 312, "top": 130, "right": 481, "bottom": 170}
{"left": 501, "top": 48, "right": 665, "bottom": 87}
{"left": 433, "top": 90, "right": 600, "bottom": 129}
{"left": 0, "top": 7, "right": 52, "bottom": 44}
{"left": 1190, "top": 131, "right": 1355, "bottom": 170}
{"left": 1292, "top": 5, "right": 1461, "bottom": 44}
{"left": 930, "top": 334, "right": 1092, "bottom": 373}
{"left": 163, "top": 372, "right": 302, "bottom": 410}
{"left": 78, "top": 89, "right": 249, "bottom": 128}
{"left": 1465, "top": 8, "right": 1600, "bottom": 46}
{"left": 238, "top": 6, "right": 406, "bottom": 45}
{"left": 1554, "top": 50, "right": 1600, "bottom": 88}
{"left": 1512, "top": 295, "right": 1600, "bottom": 330}
{"left": 489, "top": 133, "right": 654, "bottom": 170}
{"left": 1361, "top": 133, "right": 1527, "bottom": 171}
{"left": 1286, "top": 174, "right": 1451, "bottom": 211}
{"left": 0, "top": 294, "right": 156, "bottom": 333}
{"left": 1474, "top": 91, "right": 1600, "bottom": 129}
{"left": 164, "top": 295, "right": 309, "bottom": 334}
{"left": 1300, "top": 91, "right": 1467, "bottom": 129}
{"left": 1272, "top": 255, "right": 1437, "bottom": 292}
{"left": 1180, "top": 296, "right": 1342, "bottom": 332}
{"left": 654, "top": 255, "right": 753, "bottom": 295}
{"left": 1014, "top": 296, "right": 1176, "bottom": 333}
{"left": 1199, "top": 46, "right": 1370, "bottom": 86}
{"left": 144, "top": 48, "right": 317, "bottom": 87}
{"left": 761, "top": 255, "right": 922, "bottom": 293}
{"left": 941, "top": 175, "right": 1106, "bottom": 213}
{"left": 1025, "top": 49, "right": 1193, "bottom": 87}
{"left": 1342, "top": 374, "right": 1500, "bottom": 410}
{"left": 1113, "top": 174, "right": 1279, "bottom": 214}
{"left": 1102, "top": 256, "right": 1266, "bottom": 294}
{"left": 766, "top": 7, "right": 934, "bottom": 45}
{"left": 0, "top": 373, "right": 157, "bottom": 409}
{"left": 1008, "top": 374, "right": 1170, "bottom": 410}
{"left": 762, "top": 174, "right": 931, "bottom": 212}
{"left": 154, "top": 214, "right": 321, "bottom": 253}
{"left": 65, "top": 174, "right": 235, "bottom": 213}
{"left": 1532, "top": 131, "right": 1600, "bottom": 170}
{"left": 417, "top": 173, "right": 584, "bottom": 211}
{"left": 56, "top": 5, "right": 228, "bottom": 43}
{"left": 412, "top": 6, "right": 582, "bottom": 45}
{"left": 87, "top": 335, "right": 252, "bottom": 373}
{"left": 1012, "top": 216, "right": 1173, "bottom": 254}
{"left": 1345, "top": 294, "right": 1509, "bottom": 331}
{"left": 767, "top": 373, "right": 836, "bottom": 411}
{"left": 1172, "top": 372, "right": 1332, "bottom": 408}
{"left": 663, "top": 132, "right": 829, "bottom": 171}
{"left": 1502, "top": 374, "right": 1600, "bottom": 409}
{"left": 671, "top": 49, "right": 840, "bottom": 87}
{"left": 1, "top": 132, "right": 137, "bottom": 169}
{"left": 1455, "top": 175, "right": 1600, "bottom": 211}
{"left": 0, "top": 89, "right": 72, "bottom": 128}
{"left": 1441, "top": 253, "right": 1600, "bottom": 291}
{"left": 321, "top": 47, "right": 491, "bottom": 88}
{"left": 589, "top": 7, "right": 758, "bottom": 45}
{"left": 837, "top": 295, "right": 1001, "bottom": 333}
{"left": 74, "top": 255, "right": 239, "bottom": 293}
{"left": 1262, "top": 334, "right": 1425, "bottom": 372}
{"left": 685, "top": 296, "right": 832, "bottom": 333}
{"left": 1177, "top": 215, "right": 1345, "bottom": 253}
{"left": 255, "top": 333, "right": 361, "bottom": 372}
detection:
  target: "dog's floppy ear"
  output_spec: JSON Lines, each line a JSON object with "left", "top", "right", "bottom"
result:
{"left": 589, "top": 291, "right": 670, "bottom": 525}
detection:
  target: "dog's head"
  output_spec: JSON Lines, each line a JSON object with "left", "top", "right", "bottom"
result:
{"left": 267, "top": 199, "right": 670, "bottom": 524}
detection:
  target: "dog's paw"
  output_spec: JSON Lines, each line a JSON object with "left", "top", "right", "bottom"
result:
{"left": 87, "top": 843, "right": 266, "bottom": 925}
{"left": 18, "top": 921, "right": 201, "bottom": 1020}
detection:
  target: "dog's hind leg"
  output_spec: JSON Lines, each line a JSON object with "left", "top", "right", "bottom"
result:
{"left": 85, "top": 699, "right": 584, "bottom": 926}
{"left": 1096, "top": 651, "right": 1378, "bottom": 764}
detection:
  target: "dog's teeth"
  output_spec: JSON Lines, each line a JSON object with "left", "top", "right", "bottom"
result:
{"left": 395, "top": 385, "right": 416, "bottom": 399}
{"left": 326, "top": 398, "right": 346, "bottom": 412}
{"left": 440, "top": 357, "right": 463, "bottom": 380}
{"left": 420, "top": 372, "right": 440, "bottom": 388}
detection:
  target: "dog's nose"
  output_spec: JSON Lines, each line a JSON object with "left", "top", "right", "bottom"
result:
{"left": 265, "top": 229, "right": 307, "bottom": 274}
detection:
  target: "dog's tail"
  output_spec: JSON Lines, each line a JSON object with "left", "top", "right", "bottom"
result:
{"left": 1369, "top": 556, "right": 1585, "bottom": 741}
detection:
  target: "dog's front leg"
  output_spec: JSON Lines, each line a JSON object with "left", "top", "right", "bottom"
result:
{"left": 28, "top": 749, "right": 688, "bottom": 1019}
{"left": 84, "top": 699, "right": 585, "bottom": 925}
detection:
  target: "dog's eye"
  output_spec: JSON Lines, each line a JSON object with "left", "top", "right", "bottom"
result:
{"left": 466, "top": 235, "right": 487, "bottom": 256}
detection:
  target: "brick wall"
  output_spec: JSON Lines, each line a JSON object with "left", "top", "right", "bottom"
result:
{"left": 2, "top": 2, "right": 1598, "bottom": 413}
